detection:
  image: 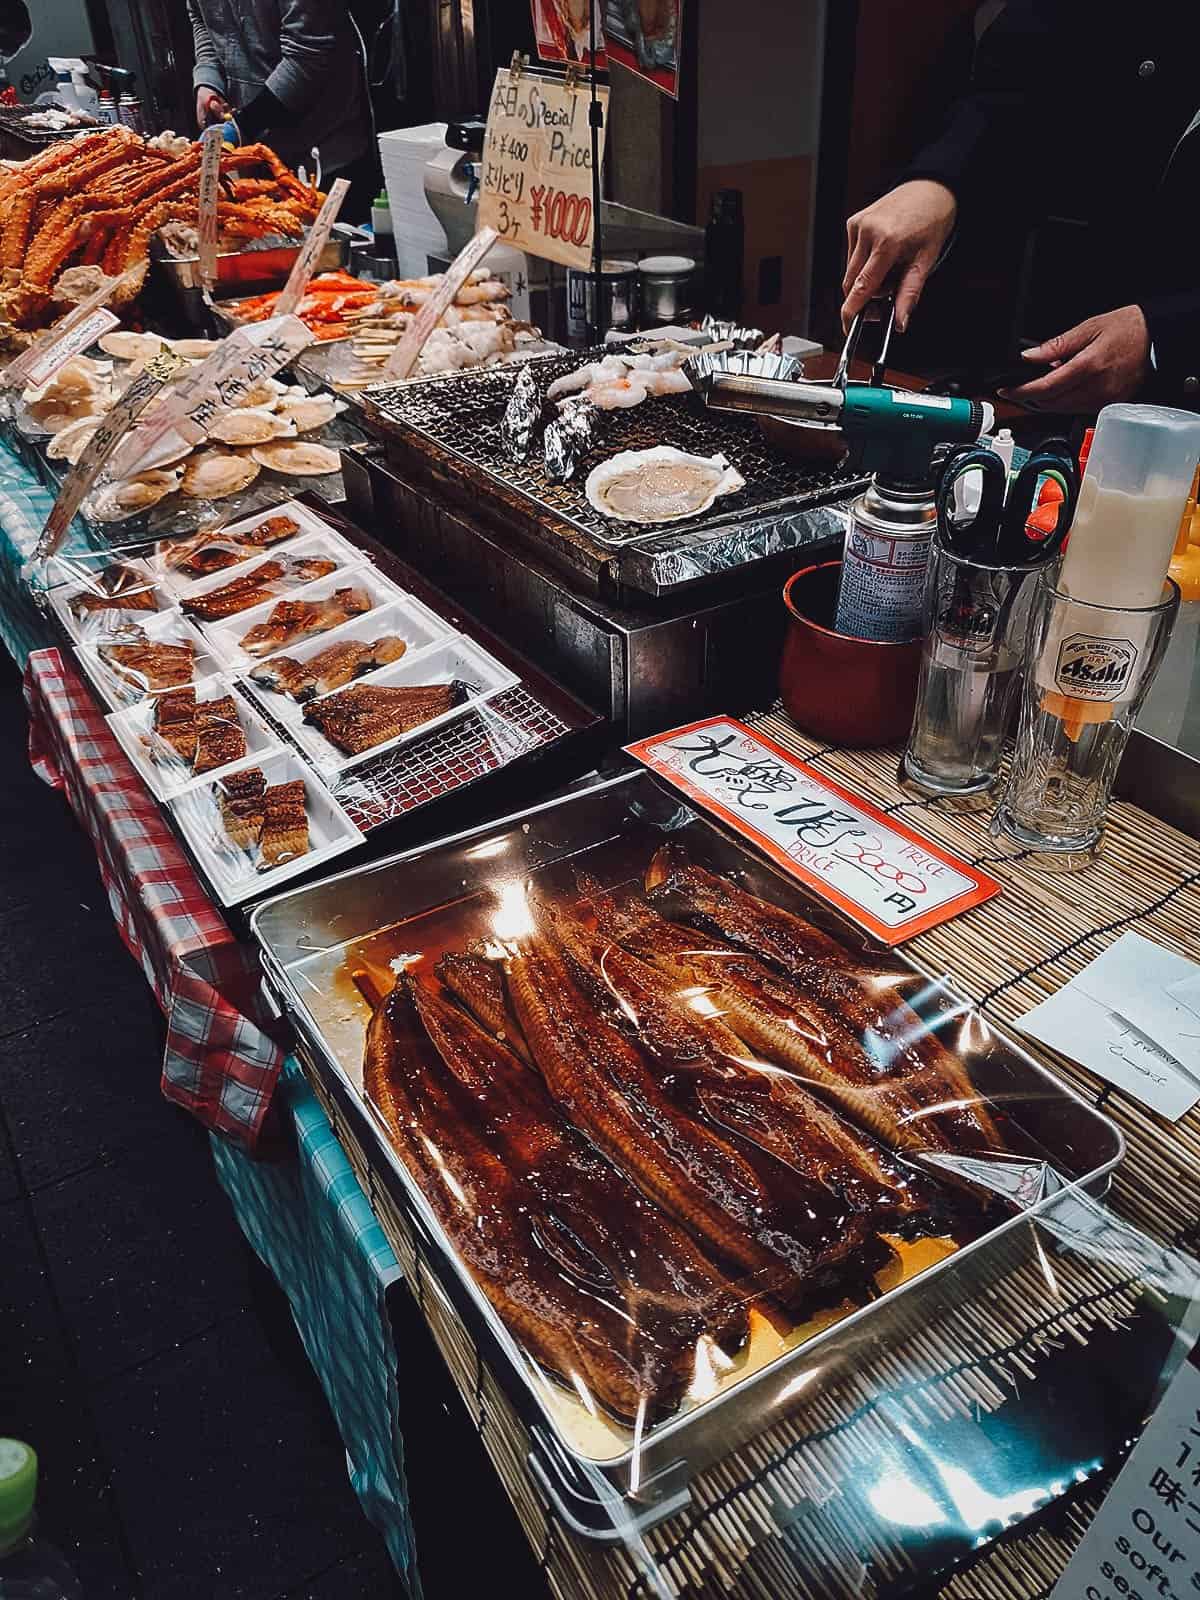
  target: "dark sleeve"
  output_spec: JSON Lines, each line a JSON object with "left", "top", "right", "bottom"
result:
{"left": 265, "top": 0, "right": 346, "bottom": 112}
{"left": 1140, "top": 292, "right": 1200, "bottom": 406}
{"left": 899, "top": 0, "right": 1065, "bottom": 201}
{"left": 236, "top": 85, "right": 300, "bottom": 139}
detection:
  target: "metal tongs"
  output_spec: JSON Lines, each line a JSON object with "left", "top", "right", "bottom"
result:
{"left": 689, "top": 294, "right": 898, "bottom": 426}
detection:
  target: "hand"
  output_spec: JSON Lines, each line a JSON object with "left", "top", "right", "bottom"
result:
{"left": 1002, "top": 305, "right": 1151, "bottom": 413}
{"left": 842, "top": 180, "right": 957, "bottom": 332}
{"left": 196, "top": 87, "right": 230, "bottom": 129}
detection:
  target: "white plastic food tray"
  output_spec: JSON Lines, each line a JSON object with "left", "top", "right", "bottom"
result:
{"left": 168, "top": 747, "right": 363, "bottom": 906}
{"left": 105, "top": 674, "right": 285, "bottom": 802}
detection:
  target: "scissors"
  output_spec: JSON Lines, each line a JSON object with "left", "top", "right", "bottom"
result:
{"left": 935, "top": 442, "right": 1079, "bottom": 566}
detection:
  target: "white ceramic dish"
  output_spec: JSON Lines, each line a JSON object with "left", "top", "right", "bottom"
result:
{"left": 201, "top": 563, "right": 403, "bottom": 672}
{"left": 287, "top": 633, "right": 520, "bottom": 774}
{"left": 75, "top": 609, "right": 223, "bottom": 711}
{"left": 105, "top": 674, "right": 285, "bottom": 802}
{"left": 169, "top": 748, "right": 363, "bottom": 907}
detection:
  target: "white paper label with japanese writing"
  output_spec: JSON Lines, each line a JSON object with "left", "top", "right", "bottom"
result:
{"left": 626, "top": 717, "right": 1000, "bottom": 943}
{"left": 21, "top": 309, "right": 119, "bottom": 390}
{"left": 197, "top": 125, "right": 224, "bottom": 292}
{"left": 1051, "top": 1351, "right": 1200, "bottom": 1600}
{"left": 274, "top": 177, "right": 349, "bottom": 316}
{"left": 107, "top": 315, "right": 313, "bottom": 480}
{"left": 477, "top": 68, "right": 609, "bottom": 270}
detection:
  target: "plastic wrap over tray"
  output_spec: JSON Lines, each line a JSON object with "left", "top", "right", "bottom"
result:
{"left": 244, "top": 767, "right": 1200, "bottom": 1597}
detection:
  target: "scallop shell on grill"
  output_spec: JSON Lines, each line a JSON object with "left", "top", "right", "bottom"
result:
{"left": 205, "top": 407, "right": 297, "bottom": 447}
{"left": 249, "top": 440, "right": 340, "bottom": 477}
{"left": 584, "top": 446, "right": 745, "bottom": 524}
{"left": 180, "top": 449, "right": 261, "bottom": 500}
{"left": 98, "top": 330, "right": 167, "bottom": 363}
{"left": 91, "top": 468, "right": 183, "bottom": 521}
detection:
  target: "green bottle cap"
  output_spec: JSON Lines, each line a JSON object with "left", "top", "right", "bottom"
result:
{"left": 374, "top": 191, "right": 389, "bottom": 207}
{"left": 0, "top": 1439, "right": 36, "bottom": 1553}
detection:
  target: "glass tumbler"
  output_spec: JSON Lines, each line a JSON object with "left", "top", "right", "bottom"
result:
{"left": 993, "top": 572, "right": 1180, "bottom": 853}
{"left": 903, "top": 538, "right": 1040, "bottom": 797}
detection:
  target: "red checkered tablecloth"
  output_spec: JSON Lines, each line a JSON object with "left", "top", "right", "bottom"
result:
{"left": 24, "top": 647, "right": 286, "bottom": 1150}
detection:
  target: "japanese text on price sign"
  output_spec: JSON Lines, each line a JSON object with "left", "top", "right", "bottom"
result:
{"left": 477, "top": 67, "right": 609, "bottom": 270}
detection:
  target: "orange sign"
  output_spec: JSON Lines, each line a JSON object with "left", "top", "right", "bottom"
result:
{"left": 626, "top": 717, "right": 1001, "bottom": 944}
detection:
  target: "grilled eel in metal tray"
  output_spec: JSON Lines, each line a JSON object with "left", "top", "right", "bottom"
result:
{"left": 364, "top": 973, "right": 749, "bottom": 1426}
{"left": 500, "top": 912, "right": 889, "bottom": 1313}
{"left": 636, "top": 847, "right": 1002, "bottom": 1158}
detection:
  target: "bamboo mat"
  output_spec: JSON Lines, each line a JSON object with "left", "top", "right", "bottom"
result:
{"left": 748, "top": 708, "right": 1200, "bottom": 1258}
{"left": 298, "top": 709, "right": 1200, "bottom": 1600}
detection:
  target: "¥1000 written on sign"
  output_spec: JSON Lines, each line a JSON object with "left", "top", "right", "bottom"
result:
{"left": 477, "top": 68, "right": 610, "bottom": 271}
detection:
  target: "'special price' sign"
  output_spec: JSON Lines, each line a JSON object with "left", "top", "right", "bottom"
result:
{"left": 477, "top": 67, "right": 608, "bottom": 271}
{"left": 626, "top": 717, "right": 1000, "bottom": 943}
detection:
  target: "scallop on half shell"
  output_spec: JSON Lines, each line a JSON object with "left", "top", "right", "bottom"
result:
{"left": 274, "top": 394, "right": 342, "bottom": 433}
{"left": 46, "top": 416, "right": 102, "bottom": 464}
{"left": 206, "top": 407, "right": 297, "bottom": 447}
{"left": 180, "top": 449, "right": 261, "bottom": 500}
{"left": 250, "top": 440, "right": 340, "bottom": 477}
{"left": 91, "top": 468, "right": 183, "bottom": 522}
{"left": 584, "top": 446, "right": 745, "bottom": 524}
{"left": 98, "top": 330, "right": 167, "bottom": 364}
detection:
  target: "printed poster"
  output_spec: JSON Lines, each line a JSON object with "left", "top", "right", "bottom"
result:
{"left": 530, "top": 0, "right": 607, "bottom": 68}
{"left": 602, "top": 0, "right": 683, "bottom": 98}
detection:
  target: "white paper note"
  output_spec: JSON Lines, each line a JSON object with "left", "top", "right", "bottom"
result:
{"left": 1018, "top": 932, "right": 1200, "bottom": 1121}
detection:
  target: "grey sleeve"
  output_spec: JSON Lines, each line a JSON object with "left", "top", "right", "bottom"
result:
{"left": 265, "top": 0, "right": 345, "bottom": 111}
{"left": 188, "top": 0, "right": 227, "bottom": 95}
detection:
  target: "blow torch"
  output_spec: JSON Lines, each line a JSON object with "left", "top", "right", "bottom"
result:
{"left": 691, "top": 299, "right": 994, "bottom": 641}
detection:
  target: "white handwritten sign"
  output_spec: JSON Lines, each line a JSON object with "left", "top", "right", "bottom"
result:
{"left": 477, "top": 67, "right": 609, "bottom": 271}
{"left": 626, "top": 717, "right": 1000, "bottom": 944}
{"left": 1051, "top": 1349, "right": 1200, "bottom": 1600}
{"left": 21, "top": 309, "right": 119, "bottom": 391}
{"left": 108, "top": 315, "right": 313, "bottom": 480}
{"left": 197, "top": 125, "right": 224, "bottom": 294}
{"left": 1, "top": 265, "right": 140, "bottom": 393}
{"left": 275, "top": 177, "right": 350, "bottom": 316}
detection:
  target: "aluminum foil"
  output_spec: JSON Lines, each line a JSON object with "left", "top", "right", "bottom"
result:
{"left": 621, "top": 503, "right": 850, "bottom": 591}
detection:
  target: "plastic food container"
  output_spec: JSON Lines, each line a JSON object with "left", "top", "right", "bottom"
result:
{"left": 780, "top": 560, "right": 922, "bottom": 745}
{"left": 76, "top": 609, "right": 223, "bottom": 711}
{"left": 170, "top": 747, "right": 363, "bottom": 906}
{"left": 199, "top": 562, "right": 405, "bottom": 671}
{"left": 149, "top": 499, "right": 359, "bottom": 594}
{"left": 284, "top": 633, "right": 520, "bottom": 775}
{"left": 105, "top": 675, "right": 284, "bottom": 802}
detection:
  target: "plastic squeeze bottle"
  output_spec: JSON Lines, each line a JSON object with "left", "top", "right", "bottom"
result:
{"left": 1034, "top": 403, "right": 1200, "bottom": 739}
{"left": 0, "top": 1440, "right": 82, "bottom": 1599}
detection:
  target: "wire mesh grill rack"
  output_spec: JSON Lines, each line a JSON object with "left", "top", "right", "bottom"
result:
{"left": 364, "top": 351, "right": 860, "bottom": 551}
{"left": 245, "top": 680, "right": 573, "bottom": 830}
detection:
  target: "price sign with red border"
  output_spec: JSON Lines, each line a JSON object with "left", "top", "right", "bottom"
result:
{"left": 626, "top": 717, "right": 1001, "bottom": 944}
{"left": 477, "top": 67, "right": 608, "bottom": 271}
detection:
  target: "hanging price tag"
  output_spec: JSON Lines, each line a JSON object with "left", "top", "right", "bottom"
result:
{"left": 274, "top": 177, "right": 350, "bottom": 316}
{"left": 108, "top": 314, "right": 313, "bottom": 479}
{"left": 196, "top": 125, "right": 224, "bottom": 295}
{"left": 382, "top": 227, "right": 498, "bottom": 381}
{"left": 477, "top": 67, "right": 608, "bottom": 270}
{"left": 0, "top": 265, "right": 140, "bottom": 393}
{"left": 35, "top": 350, "right": 188, "bottom": 560}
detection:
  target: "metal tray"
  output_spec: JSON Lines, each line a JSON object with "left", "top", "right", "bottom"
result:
{"left": 251, "top": 768, "right": 1124, "bottom": 1529}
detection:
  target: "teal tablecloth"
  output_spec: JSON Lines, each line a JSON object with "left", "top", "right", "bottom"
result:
{"left": 211, "top": 1062, "right": 415, "bottom": 1590}
{"left": 0, "top": 441, "right": 416, "bottom": 1591}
